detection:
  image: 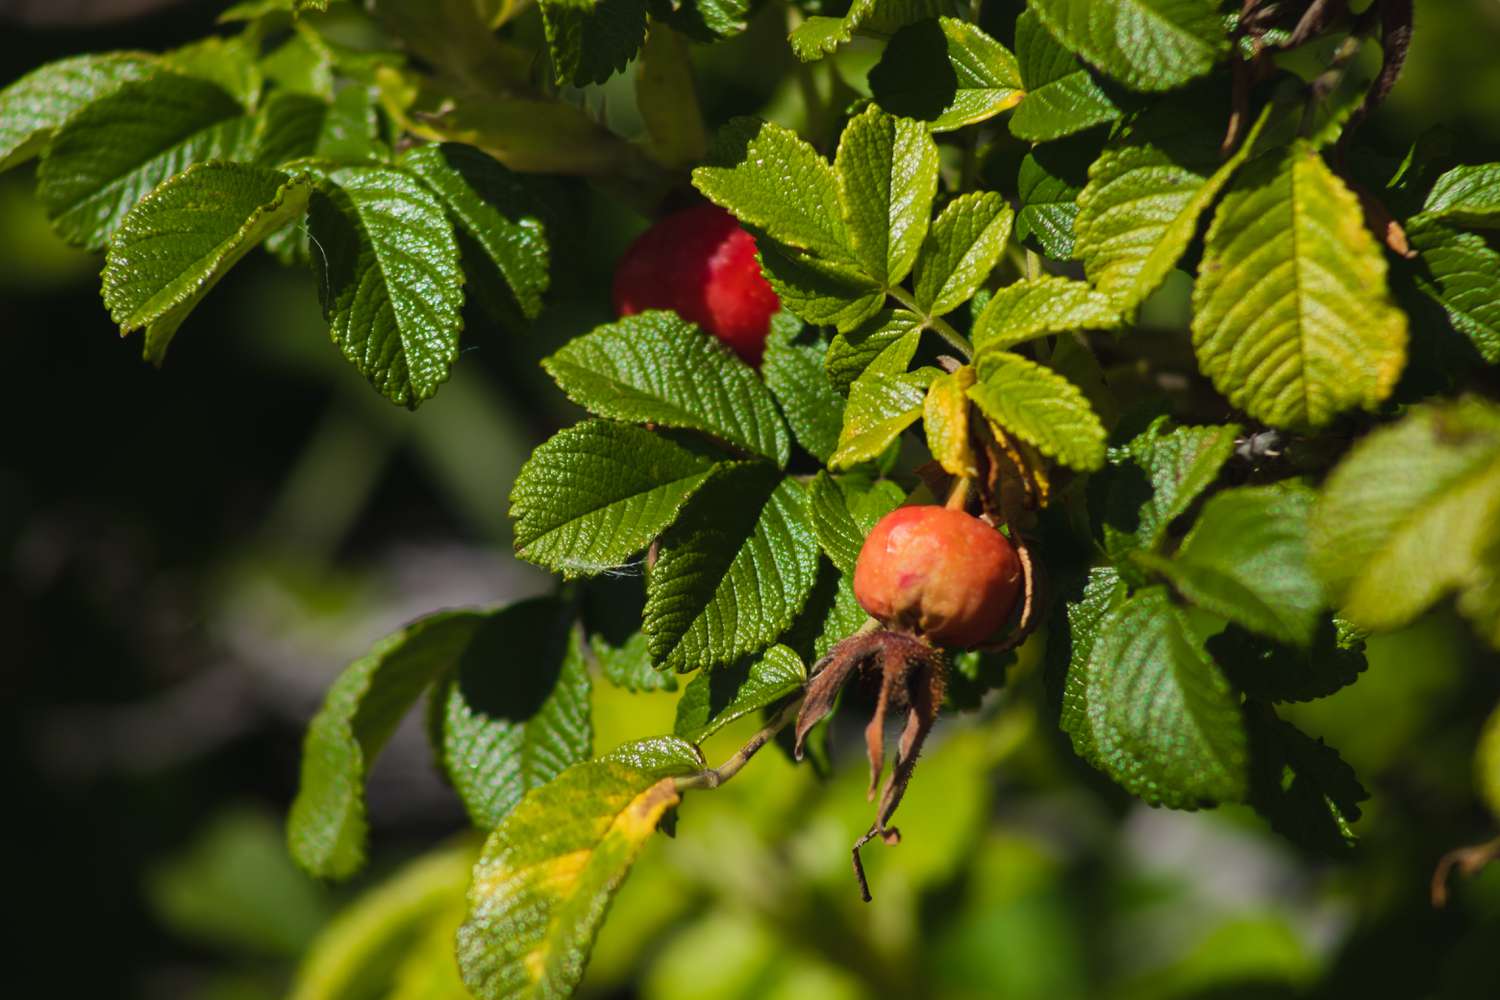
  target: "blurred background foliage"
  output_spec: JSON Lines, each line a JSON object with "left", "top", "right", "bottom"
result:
{"left": 5, "top": 1, "right": 1500, "bottom": 998}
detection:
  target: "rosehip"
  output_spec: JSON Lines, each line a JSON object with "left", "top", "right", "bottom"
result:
{"left": 852, "top": 506, "right": 1022, "bottom": 648}
{"left": 612, "top": 202, "right": 780, "bottom": 366}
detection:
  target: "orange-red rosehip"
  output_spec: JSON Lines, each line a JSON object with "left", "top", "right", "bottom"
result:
{"left": 612, "top": 202, "right": 780, "bottom": 366}
{"left": 852, "top": 506, "right": 1022, "bottom": 648}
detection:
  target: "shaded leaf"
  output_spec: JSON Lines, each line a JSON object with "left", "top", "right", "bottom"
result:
{"left": 540, "top": 0, "right": 650, "bottom": 86}
{"left": 825, "top": 307, "right": 925, "bottom": 392}
{"left": 1248, "top": 707, "right": 1366, "bottom": 854}
{"left": 870, "top": 18, "right": 1024, "bottom": 132}
{"left": 807, "top": 471, "right": 906, "bottom": 574}
{"left": 761, "top": 318, "right": 843, "bottom": 463}
{"left": 591, "top": 632, "right": 677, "bottom": 694}
{"left": 0, "top": 52, "right": 158, "bottom": 172}
{"left": 674, "top": 645, "right": 806, "bottom": 744}
{"left": 1406, "top": 214, "right": 1500, "bottom": 363}
{"left": 1098, "top": 416, "right": 1239, "bottom": 560}
{"left": 1009, "top": 10, "right": 1121, "bottom": 142}
{"left": 1211, "top": 620, "right": 1367, "bottom": 704}
{"left": 1028, "top": 0, "right": 1228, "bottom": 93}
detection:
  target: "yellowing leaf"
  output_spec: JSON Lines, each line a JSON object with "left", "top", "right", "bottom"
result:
{"left": 924, "top": 367, "right": 978, "bottom": 477}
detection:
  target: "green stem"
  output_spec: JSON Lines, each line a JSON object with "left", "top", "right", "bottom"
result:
{"left": 887, "top": 285, "right": 973, "bottom": 359}
{"left": 674, "top": 695, "right": 804, "bottom": 792}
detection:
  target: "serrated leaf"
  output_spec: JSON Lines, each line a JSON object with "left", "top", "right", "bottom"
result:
{"left": 825, "top": 308, "right": 925, "bottom": 392}
{"left": 1211, "top": 621, "right": 1366, "bottom": 704}
{"left": 674, "top": 645, "right": 806, "bottom": 744}
{"left": 101, "top": 163, "right": 311, "bottom": 364}
{"left": 694, "top": 117, "right": 850, "bottom": 260}
{"left": 835, "top": 106, "right": 939, "bottom": 286}
{"left": 644, "top": 468, "right": 820, "bottom": 672}
{"left": 510, "top": 421, "right": 725, "bottom": 577}
{"left": 870, "top": 18, "right": 1024, "bottom": 132}
{"left": 309, "top": 164, "right": 466, "bottom": 407}
{"left": 1140, "top": 484, "right": 1323, "bottom": 646}
{"left": 457, "top": 737, "right": 702, "bottom": 1000}
{"left": 788, "top": 17, "right": 853, "bottom": 62}
{"left": 288, "top": 610, "right": 486, "bottom": 879}
{"left": 1308, "top": 398, "right": 1500, "bottom": 635}
{"left": 761, "top": 319, "right": 843, "bottom": 463}
{"left": 1015, "top": 137, "right": 1097, "bottom": 259}
{"left": 163, "top": 34, "right": 263, "bottom": 107}
{"left": 1075, "top": 96, "right": 1261, "bottom": 310}
{"left": 972, "top": 276, "right": 1118, "bottom": 353}
{"left": 0, "top": 52, "right": 158, "bottom": 172}
{"left": 1098, "top": 416, "right": 1239, "bottom": 560}
{"left": 591, "top": 632, "right": 677, "bottom": 693}
{"left": 430, "top": 598, "right": 592, "bottom": 830}
{"left": 1086, "top": 587, "right": 1248, "bottom": 807}
{"left": 807, "top": 471, "right": 906, "bottom": 574}
{"left": 1028, "top": 0, "right": 1227, "bottom": 93}
{"left": 404, "top": 142, "right": 550, "bottom": 319}
{"left": 830, "top": 369, "right": 932, "bottom": 470}
{"left": 1422, "top": 163, "right": 1500, "bottom": 227}
{"left": 36, "top": 72, "right": 250, "bottom": 249}
{"left": 656, "top": 0, "right": 751, "bottom": 41}
{"left": 1248, "top": 707, "right": 1366, "bottom": 854}
{"left": 1009, "top": 10, "right": 1121, "bottom": 142}
{"left": 788, "top": 0, "right": 947, "bottom": 63}
{"left": 756, "top": 240, "right": 887, "bottom": 332}
{"left": 969, "top": 352, "right": 1106, "bottom": 470}
{"left": 1192, "top": 142, "right": 1407, "bottom": 429}
{"left": 253, "top": 89, "right": 380, "bottom": 168}
{"left": 1406, "top": 214, "right": 1500, "bottom": 364}
{"left": 539, "top": 0, "right": 649, "bottom": 86}
{"left": 542, "top": 311, "right": 790, "bottom": 466}
{"left": 925, "top": 366, "right": 978, "bottom": 477}
{"left": 913, "top": 192, "right": 1013, "bottom": 317}
{"left": 1051, "top": 566, "right": 1127, "bottom": 762}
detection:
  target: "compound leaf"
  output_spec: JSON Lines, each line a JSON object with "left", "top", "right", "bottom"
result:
{"left": 1009, "top": 10, "right": 1122, "bottom": 142}
{"left": 825, "top": 308, "right": 925, "bottom": 392}
{"left": 913, "top": 191, "right": 1013, "bottom": 317}
{"left": 1028, "top": 0, "right": 1228, "bottom": 93}
{"left": 834, "top": 106, "right": 940, "bottom": 287}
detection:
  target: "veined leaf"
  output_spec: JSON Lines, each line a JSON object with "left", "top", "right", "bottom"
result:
{"left": 309, "top": 164, "right": 466, "bottom": 408}
{"left": 510, "top": 420, "right": 725, "bottom": 577}
{"left": 1052, "top": 566, "right": 1127, "bottom": 762}
{"left": 835, "top": 106, "right": 940, "bottom": 287}
{"left": 1211, "top": 621, "right": 1366, "bottom": 705}
{"left": 674, "top": 645, "right": 806, "bottom": 744}
{"left": 925, "top": 367, "right": 978, "bottom": 477}
{"left": 1423, "top": 163, "right": 1500, "bottom": 227}
{"left": 1016, "top": 137, "right": 1097, "bottom": 259}
{"left": 37, "top": 72, "right": 249, "bottom": 249}
{"left": 969, "top": 352, "right": 1106, "bottom": 470}
{"left": 1028, "top": 0, "right": 1228, "bottom": 93}
{"left": 657, "top": 0, "right": 752, "bottom": 41}
{"left": 644, "top": 468, "right": 820, "bottom": 672}
{"left": 1009, "top": 10, "right": 1121, "bottom": 142}
{"left": 787, "top": 0, "right": 947, "bottom": 63}
{"left": 1141, "top": 484, "right": 1323, "bottom": 646}
{"left": 788, "top": 17, "right": 854, "bottom": 62}
{"left": 539, "top": 0, "right": 650, "bottom": 86}
{"left": 1192, "top": 142, "right": 1407, "bottom": 429}
{"left": 825, "top": 308, "right": 924, "bottom": 392}
{"left": 1098, "top": 416, "right": 1239, "bottom": 560}
{"left": 807, "top": 471, "right": 906, "bottom": 574}
{"left": 162, "top": 34, "right": 263, "bottom": 108}
{"left": 1406, "top": 214, "right": 1500, "bottom": 364}
{"left": 288, "top": 610, "right": 486, "bottom": 879}
{"left": 404, "top": 142, "right": 550, "bottom": 319}
{"left": 829, "top": 369, "right": 932, "bottom": 470}
{"left": 761, "top": 318, "right": 844, "bottom": 463}
{"left": 756, "top": 240, "right": 886, "bottom": 332}
{"left": 913, "top": 192, "right": 1013, "bottom": 317}
{"left": 870, "top": 18, "right": 1024, "bottom": 133}
{"left": 591, "top": 632, "right": 677, "bottom": 694}
{"left": 0, "top": 52, "right": 158, "bottom": 172}
{"left": 101, "top": 163, "right": 311, "bottom": 364}
{"left": 542, "top": 311, "right": 790, "bottom": 466}
{"left": 1086, "top": 587, "right": 1248, "bottom": 808}
{"left": 972, "top": 276, "right": 1119, "bottom": 353}
{"left": 457, "top": 737, "right": 703, "bottom": 1000}
{"left": 430, "top": 598, "right": 591, "bottom": 830}
{"left": 1308, "top": 398, "right": 1500, "bottom": 636}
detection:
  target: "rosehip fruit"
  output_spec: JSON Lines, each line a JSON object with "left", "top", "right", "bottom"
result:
{"left": 852, "top": 506, "right": 1022, "bottom": 648}
{"left": 612, "top": 202, "right": 780, "bottom": 366}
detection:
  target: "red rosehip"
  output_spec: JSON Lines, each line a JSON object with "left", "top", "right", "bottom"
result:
{"left": 612, "top": 202, "right": 780, "bottom": 366}
{"left": 852, "top": 506, "right": 1022, "bottom": 648}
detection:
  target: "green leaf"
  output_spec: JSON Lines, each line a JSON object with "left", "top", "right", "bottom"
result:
{"left": 788, "top": 17, "right": 854, "bottom": 62}
{"left": 1192, "top": 142, "right": 1407, "bottom": 429}
{"left": 969, "top": 352, "right": 1106, "bottom": 470}
{"left": 1028, "top": 0, "right": 1228, "bottom": 93}
{"left": 655, "top": 0, "right": 752, "bottom": 41}
{"left": 1052, "top": 567, "right": 1127, "bottom": 763}
{"left": 835, "top": 106, "right": 939, "bottom": 287}
{"left": 1009, "top": 10, "right": 1121, "bottom": 142}
{"left": 1016, "top": 138, "right": 1095, "bottom": 259}
{"left": 101, "top": 163, "right": 311, "bottom": 364}
{"left": 1211, "top": 620, "right": 1366, "bottom": 704}
{"left": 591, "top": 632, "right": 677, "bottom": 693}
{"left": 829, "top": 369, "right": 932, "bottom": 470}
{"left": 1086, "top": 587, "right": 1249, "bottom": 807}
{"left": 755, "top": 240, "right": 887, "bottom": 332}
{"left": 163, "top": 34, "right": 263, "bottom": 107}
{"left": 1075, "top": 96, "right": 1261, "bottom": 310}
{"left": 925, "top": 367, "right": 978, "bottom": 477}
{"left": 761, "top": 319, "right": 844, "bottom": 463}
{"left": 1308, "top": 398, "right": 1500, "bottom": 635}
{"left": 404, "top": 142, "right": 550, "bottom": 319}
{"left": 807, "top": 471, "right": 906, "bottom": 574}
{"left": 542, "top": 311, "right": 790, "bottom": 466}
{"left": 539, "top": 0, "right": 649, "bottom": 86}
{"left": 1406, "top": 214, "right": 1500, "bottom": 364}
{"left": 971, "top": 276, "right": 1118, "bottom": 352}
{"left": 636, "top": 23, "right": 708, "bottom": 168}
{"left": 430, "top": 598, "right": 592, "bottom": 830}
{"left": 510, "top": 420, "right": 725, "bottom": 578}
{"left": 36, "top": 72, "right": 250, "bottom": 249}
{"left": 1422, "top": 163, "right": 1500, "bottom": 227}
{"left": 253, "top": 89, "right": 380, "bottom": 168}
{"left": 674, "top": 645, "right": 806, "bottom": 744}
{"left": 694, "top": 117, "right": 850, "bottom": 260}
{"left": 1140, "top": 484, "right": 1323, "bottom": 646}
{"left": 825, "top": 308, "right": 924, "bottom": 392}
{"left": 0, "top": 52, "right": 158, "bottom": 172}
{"left": 787, "top": 0, "right": 947, "bottom": 63}
{"left": 644, "top": 467, "right": 820, "bottom": 672}
{"left": 1098, "top": 416, "right": 1239, "bottom": 560}
{"left": 1248, "top": 707, "right": 1366, "bottom": 854}
{"left": 1478, "top": 700, "right": 1500, "bottom": 822}
{"left": 869, "top": 18, "right": 1024, "bottom": 133}
{"left": 309, "top": 164, "right": 466, "bottom": 407}
{"left": 288, "top": 610, "right": 486, "bottom": 879}
{"left": 457, "top": 737, "right": 702, "bottom": 1000}
{"left": 913, "top": 192, "right": 1013, "bottom": 317}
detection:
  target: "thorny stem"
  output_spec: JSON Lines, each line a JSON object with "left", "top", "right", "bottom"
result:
{"left": 887, "top": 285, "right": 973, "bottom": 358}
{"left": 674, "top": 694, "right": 805, "bottom": 792}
